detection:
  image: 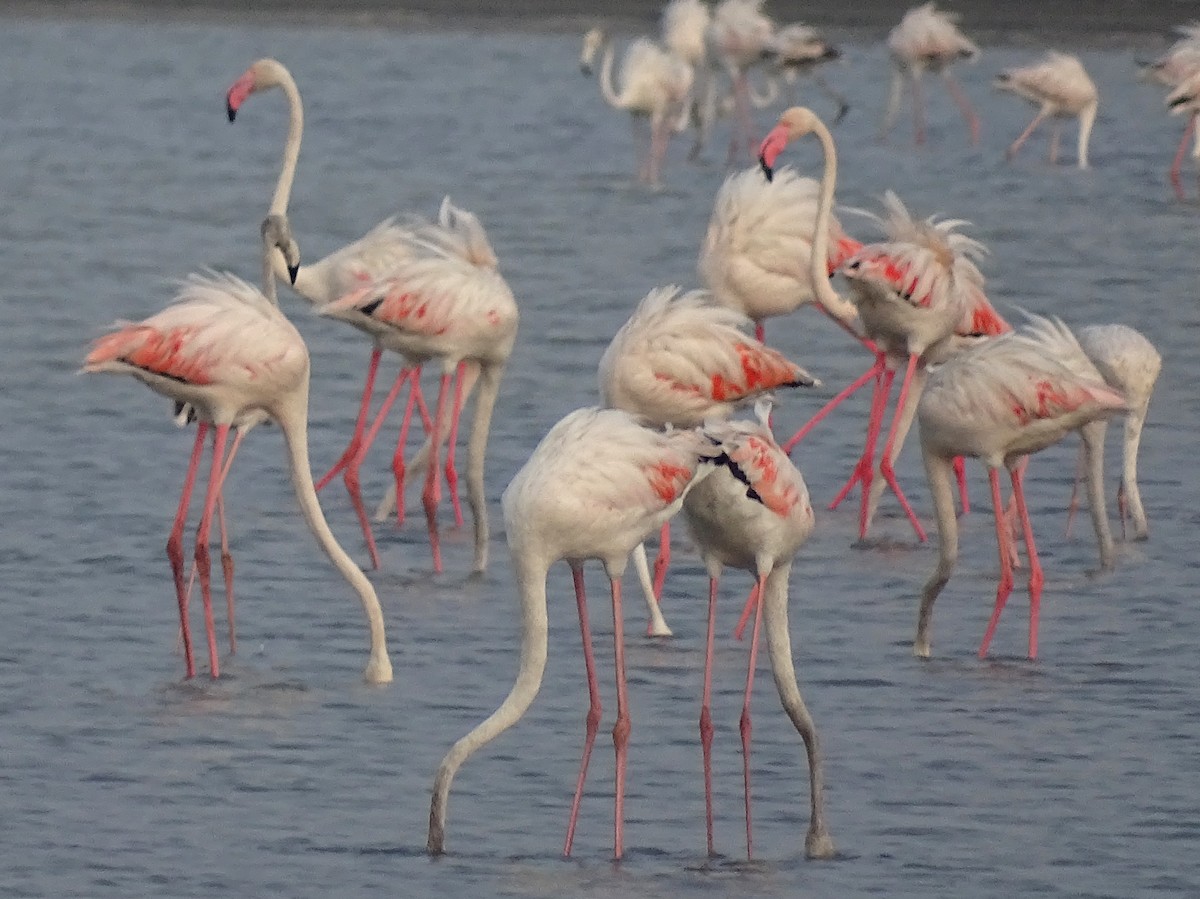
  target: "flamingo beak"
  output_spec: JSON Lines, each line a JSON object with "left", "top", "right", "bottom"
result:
{"left": 225, "top": 72, "right": 256, "bottom": 123}
{"left": 758, "top": 124, "right": 790, "bottom": 181}
{"left": 288, "top": 263, "right": 299, "bottom": 285}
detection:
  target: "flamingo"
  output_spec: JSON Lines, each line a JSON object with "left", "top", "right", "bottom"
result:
{"left": 426, "top": 406, "right": 760, "bottom": 860}
{"left": 994, "top": 52, "right": 1099, "bottom": 169}
{"left": 660, "top": 0, "right": 717, "bottom": 160}
{"left": 1068, "top": 324, "right": 1162, "bottom": 543}
{"left": 82, "top": 215, "right": 393, "bottom": 684}
{"left": 708, "top": 0, "right": 777, "bottom": 163}
{"left": 680, "top": 401, "right": 832, "bottom": 859}
{"left": 881, "top": 2, "right": 981, "bottom": 146}
{"left": 226, "top": 58, "right": 506, "bottom": 571}
{"left": 318, "top": 222, "right": 519, "bottom": 576}
{"left": 1137, "top": 23, "right": 1200, "bottom": 199}
{"left": 914, "top": 321, "right": 1127, "bottom": 661}
{"left": 598, "top": 285, "right": 817, "bottom": 611}
{"left": 770, "top": 23, "right": 850, "bottom": 123}
{"left": 1165, "top": 70, "right": 1200, "bottom": 200}
{"left": 580, "top": 27, "right": 694, "bottom": 186}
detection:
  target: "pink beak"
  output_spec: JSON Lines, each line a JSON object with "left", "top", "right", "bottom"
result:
{"left": 225, "top": 71, "right": 256, "bottom": 122}
{"left": 758, "top": 124, "right": 790, "bottom": 181}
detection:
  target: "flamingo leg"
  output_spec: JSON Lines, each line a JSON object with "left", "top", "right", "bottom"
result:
{"left": 1009, "top": 463, "right": 1043, "bottom": 660}
{"left": 739, "top": 574, "right": 766, "bottom": 859}
{"left": 1048, "top": 120, "right": 1062, "bottom": 164}
{"left": 610, "top": 576, "right": 631, "bottom": 860}
{"left": 783, "top": 360, "right": 879, "bottom": 455}
{"left": 389, "top": 371, "right": 423, "bottom": 529}
{"left": 168, "top": 424, "right": 208, "bottom": 679}
{"left": 814, "top": 73, "right": 850, "bottom": 124}
{"left": 753, "top": 321, "right": 766, "bottom": 344}
{"left": 444, "top": 362, "right": 467, "bottom": 530}
{"left": 1065, "top": 441, "right": 1086, "bottom": 538}
{"left": 954, "top": 456, "right": 970, "bottom": 515}
{"left": 1006, "top": 109, "right": 1047, "bottom": 162}
{"left": 647, "top": 111, "right": 670, "bottom": 187}
{"left": 650, "top": 520, "right": 672, "bottom": 599}
{"left": 1116, "top": 482, "right": 1129, "bottom": 542}
{"left": 213, "top": 427, "right": 251, "bottom": 656}
{"left": 880, "top": 67, "right": 904, "bottom": 141}
{"left": 1170, "top": 116, "right": 1195, "bottom": 201}
{"left": 194, "top": 423, "right": 231, "bottom": 679}
{"left": 347, "top": 367, "right": 413, "bottom": 569}
{"left": 564, "top": 564, "right": 603, "bottom": 857}
{"left": 942, "top": 71, "right": 980, "bottom": 145}
{"left": 869, "top": 355, "right": 928, "bottom": 542}
{"left": 316, "top": 347, "right": 382, "bottom": 492}
{"left": 830, "top": 364, "right": 893, "bottom": 511}
{"left": 732, "top": 581, "right": 759, "bottom": 642}
{"left": 632, "top": 115, "right": 650, "bottom": 183}
{"left": 979, "top": 468, "right": 1017, "bottom": 658}
{"left": 423, "top": 372, "right": 454, "bottom": 573}
{"left": 700, "top": 574, "right": 719, "bottom": 855}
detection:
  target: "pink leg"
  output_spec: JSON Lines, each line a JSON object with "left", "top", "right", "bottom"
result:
{"left": 1065, "top": 443, "right": 1085, "bottom": 538}
{"left": 732, "top": 581, "right": 758, "bottom": 642}
{"left": 739, "top": 574, "right": 766, "bottom": 859}
{"left": 979, "top": 469, "right": 1016, "bottom": 658}
{"left": 610, "top": 577, "right": 631, "bottom": 860}
{"left": 700, "top": 574, "right": 719, "bottom": 855}
{"left": 316, "top": 347, "right": 382, "bottom": 492}
{"left": 830, "top": 364, "right": 892, "bottom": 511}
{"left": 871, "top": 354, "right": 928, "bottom": 542}
{"left": 1009, "top": 464, "right": 1044, "bottom": 660}
{"left": 347, "top": 368, "right": 413, "bottom": 569}
{"left": 943, "top": 72, "right": 980, "bottom": 146}
{"left": 753, "top": 321, "right": 766, "bottom": 344}
{"left": 1006, "top": 110, "right": 1047, "bottom": 162}
{"left": 168, "top": 425, "right": 208, "bottom": 679}
{"left": 1048, "top": 121, "right": 1061, "bottom": 164}
{"left": 214, "top": 427, "right": 250, "bottom": 655}
{"left": 1170, "top": 116, "right": 1195, "bottom": 201}
{"left": 194, "top": 423, "right": 231, "bottom": 679}
{"left": 389, "top": 378, "right": 421, "bottom": 529}
{"left": 954, "top": 456, "right": 970, "bottom": 515}
{"left": 423, "top": 372, "right": 454, "bottom": 573}
{"left": 783, "top": 361, "right": 880, "bottom": 455}
{"left": 651, "top": 521, "right": 671, "bottom": 599}
{"left": 444, "top": 362, "right": 467, "bottom": 530}
{"left": 564, "top": 565, "right": 603, "bottom": 857}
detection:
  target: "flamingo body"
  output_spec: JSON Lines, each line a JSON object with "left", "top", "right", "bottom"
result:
{"left": 995, "top": 52, "right": 1098, "bottom": 168}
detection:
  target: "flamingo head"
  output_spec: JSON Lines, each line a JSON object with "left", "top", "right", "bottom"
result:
{"left": 580, "top": 28, "right": 606, "bottom": 75}
{"left": 226, "top": 58, "right": 290, "bottom": 123}
{"left": 262, "top": 213, "right": 301, "bottom": 285}
{"left": 758, "top": 106, "right": 822, "bottom": 181}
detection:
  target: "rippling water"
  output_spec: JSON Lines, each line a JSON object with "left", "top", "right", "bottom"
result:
{"left": 4, "top": 12, "right": 1199, "bottom": 898}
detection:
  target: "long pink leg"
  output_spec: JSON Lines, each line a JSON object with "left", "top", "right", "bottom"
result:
{"left": 564, "top": 565, "right": 603, "bottom": 857}
{"left": 739, "top": 573, "right": 766, "bottom": 859}
{"left": 1006, "top": 110, "right": 1047, "bottom": 162}
{"left": 168, "top": 424, "right": 208, "bottom": 679}
{"left": 732, "top": 581, "right": 759, "bottom": 642}
{"left": 1009, "top": 464, "right": 1044, "bottom": 660}
{"left": 830, "top": 365, "right": 893, "bottom": 511}
{"left": 871, "top": 354, "right": 928, "bottom": 542}
{"left": 389, "top": 370, "right": 425, "bottom": 530}
{"left": 444, "top": 362, "right": 467, "bottom": 530}
{"left": 610, "top": 576, "right": 631, "bottom": 860}
{"left": 316, "top": 347, "right": 382, "bottom": 492}
{"left": 979, "top": 469, "right": 1017, "bottom": 658}
{"left": 423, "top": 372, "right": 454, "bottom": 573}
{"left": 753, "top": 321, "right": 766, "bottom": 344}
{"left": 651, "top": 521, "right": 671, "bottom": 599}
{"left": 1170, "top": 115, "right": 1195, "bottom": 201}
{"left": 193, "top": 423, "right": 231, "bottom": 679}
{"left": 954, "top": 456, "right": 970, "bottom": 515}
{"left": 783, "top": 361, "right": 880, "bottom": 455}
{"left": 214, "top": 427, "right": 250, "bottom": 655}
{"left": 700, "top": 574, "right": 719, "bottom": 855}
{"left": 943, "top": 72, "right": 980, "bottom": 146}
{"left": 347, "top": 368, "right": 414, "bottom": 569}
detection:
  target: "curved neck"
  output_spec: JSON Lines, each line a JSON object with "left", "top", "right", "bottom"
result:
{"left": 465, "top": 363, "right": 497, "bottom": 574}
{"left": 598, "top": 42, "right": 625, "bottom": 109}
{"left": 807, "top": 119, "right": 861, "bottom": 324}
{"left": 915, "top": 448, "right": 959, "bottom": 657}
{"left": 428, "top": 547, "right": 550, "bottom": 853}
{"left": 275, "top": 389, "right": 392, "bottom": 684}
{"left": 262, "top": 235, "right": 279, "bottom": 307}
{"left": 269, "top": 69, "right": 304, "bottom": 217}
{"left": 1079, "top": 420, "right": 1114, "bottom": 569}
{"left": 1077, "top": 101, "right": 1097, "bottom": 169}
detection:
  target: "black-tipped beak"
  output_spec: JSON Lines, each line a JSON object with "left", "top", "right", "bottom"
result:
{"left": 226, "top": 102, "right": 237, "bottom": 123}
{"left": 1169, "top": 95, "right": 1190, "bottom": 109}
{"left": 288, "top": 264, "right": 299, "bottom": 285}
{"left": 580, "top": 63, "right": 592, "bottom": 76}
{"left": 758, "top": 155, "right": 774, "bottom": 182}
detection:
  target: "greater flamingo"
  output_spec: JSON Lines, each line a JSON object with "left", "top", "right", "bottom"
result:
{"left": 770, "top": 22, "right": 849, "bottom": 123}
{"left": 1138, "top": 23, "right": 1200, "bottom": 199}
{"left": 580, "top": 27, "right": 694, "bottom": 186}
{"left": 426, "top": 406, "right": 757, "bottom": 859}
{"left": 994, "top": 52, "right": 1098, "bottom": 169}
{"left": 1068, "top": 323, "right": 1162, "bottom": 542}
{"left": 1165, "top": 69, "right": 1200, "bottom": 200}
{"left": 82, "top": 215, "right": 393, "bottom": 684}
{"left": 708, "top": 0, "right": 777, "bottom": 163}
{"left": 598, "top": 284, "right": 817, "bottom": 609}
{"left": 226, "top": 58, "right": 509, "bottom": 572}
{"left": 680, "top": 401, "right": 832, "bottom": 859}
{"left": 661, "top": 0, "right": 717, "bottom": 160}
{"left": 318, "top": 224, "right": 519, "bottom": 576}
{"left": 914, "top": 322, "right": 1127, "bottom": 660}
{"left": 881, "top": 2, "right": 981, "bottom": 146}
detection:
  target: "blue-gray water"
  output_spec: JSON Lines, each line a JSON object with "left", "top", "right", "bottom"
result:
{"left": 3, "top": 12, "right": 1199, "bottom": 898}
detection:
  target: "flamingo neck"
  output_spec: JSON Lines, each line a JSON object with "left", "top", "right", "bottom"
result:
{"left": 465, "top": 363, "right": 498, "bottom": 574}
{"left": 915, "top": 448, "right": 959, "bottom": 657}
{"left": 1077, "top": 100, "right": 1097, "bottom": 169}
{"left": 275, "top": 389, "right": 393, "bottom": 684}
{"left": 427, "top": 547, "right": 550, "bottom": 854}
{"left": 1079, "top": 420, "right": 1114, "bottom": 569}
{"left": 807, "top": 120, "right": 860, "bottom": 324}
{"left": 269, "top": 69, "right": 304, "bottom": 217}
{"left": 598, "top": 41, "right": 626, "bottom": 110}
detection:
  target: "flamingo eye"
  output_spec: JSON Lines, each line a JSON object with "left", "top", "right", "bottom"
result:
{"left": 846, "top": 259, "right": 861, "bottom": 270}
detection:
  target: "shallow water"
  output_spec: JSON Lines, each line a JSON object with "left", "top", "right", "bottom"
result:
{"left": 3, "top": 13, "right": 1199, "bottom": 898}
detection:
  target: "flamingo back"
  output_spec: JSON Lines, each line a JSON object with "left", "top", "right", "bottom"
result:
{"left": 888, "top": 2, "right": 978, "bottom": 68}
{"left": 661, "top": 0, "right": 711, "bottom": 65}
{"left": 709, "top": 0, "right": 775, "bottom": 71}
{"left": 996, "top": 52, "right": 1097, "bottom": 112}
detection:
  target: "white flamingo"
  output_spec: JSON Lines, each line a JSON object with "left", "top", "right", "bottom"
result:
{"left": 661, "top": 0, "right": 717, "bottom": 159}
{"left": 1166, "top": 69, "right": 1200, "bottom": 200}
{"left": 770, "top": 22, "right": 849, "bottom": 123}
{"left": 994, "top": 51, "right": 1099, "bottom": 169}
{"left": 1138, "top": 23, "right": 1200, "bottom": 199}
{"left": 708, "top": 0, "right": 777, "bottom": 163}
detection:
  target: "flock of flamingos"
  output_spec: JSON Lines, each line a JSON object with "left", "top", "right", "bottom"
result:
{"left": 82, "top": 0, "right": 1186, "bottom": 867}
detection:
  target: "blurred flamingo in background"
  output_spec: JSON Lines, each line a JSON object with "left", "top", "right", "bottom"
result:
{"left": 660, "top": 0, "right": 716, "bottom": 159}
{"left": 1138, "top": 23, "right": 1200, "bottom": 198}
{"left": 1166, "top": 69, "right": 1200, "bottom": 199}
{"left": 994, "top": 51, "right": 1099, "bottom": 168}
{"left": 708, "top": 0, "right": 777, "bottom": 163}
{"left": 770, "top": 22, "right": 849, "bottom": 123}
